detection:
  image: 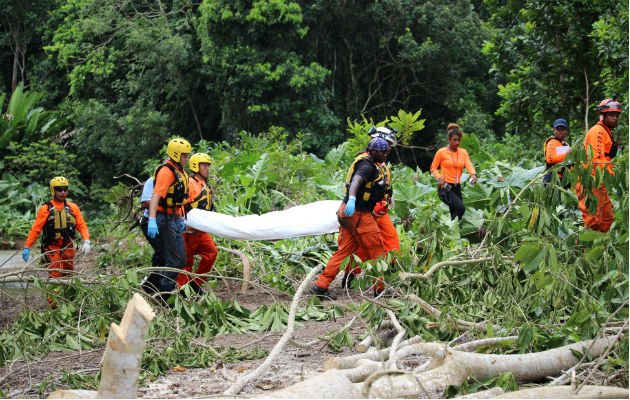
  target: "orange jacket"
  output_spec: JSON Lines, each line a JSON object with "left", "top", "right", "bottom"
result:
{"left": 545, "top": 137, "right": 569, "bottom": 165}
{"left": 25, "top": 199, "right": 89, "bottom": 249}
{"left": 430, "top": 147, "right": 476, "bottom": 184}
{"left": 154, "top": 159, "right": 185, "bottom": 215}
{"left": 584, "top": 122, "right": 614, "bottom": 175}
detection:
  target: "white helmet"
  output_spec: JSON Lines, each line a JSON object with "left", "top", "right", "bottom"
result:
{"left": 368, "top": 126, "right": 397, "bottom": 145}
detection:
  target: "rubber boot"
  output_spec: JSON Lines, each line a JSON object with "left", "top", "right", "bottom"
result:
{"left": 310, "top": 284, "right": 336, "bottom": 301}
{"left": 340, "top": 273, "right": 356, "bottom": 289}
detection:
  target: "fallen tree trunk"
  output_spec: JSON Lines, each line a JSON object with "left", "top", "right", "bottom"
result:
{"left": 365, "top": 337, "right": 615, "bottom": 398}
{"left": 268, "top": 369, "right": 360, "bottom": 398}
{"left": 495, "top": 385, "right": 629, "bottom": 399}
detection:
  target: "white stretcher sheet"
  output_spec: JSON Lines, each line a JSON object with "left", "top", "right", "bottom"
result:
{"left": 186, "top": 200, "right": 342, "bottom": 240}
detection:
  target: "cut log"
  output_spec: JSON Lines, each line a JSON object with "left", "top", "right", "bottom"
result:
{"left": 48, "top": 293, "right": 155, "bottom": 399}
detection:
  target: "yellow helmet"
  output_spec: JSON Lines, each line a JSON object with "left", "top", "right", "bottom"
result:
{"left": 189, "top": 153, "right": 212, "bottom": 172}
{"left": 167, "top": 138, "right": 192, "bottom": 162}
{"left": 50, "top": 176, "right": 69, "bottom": 196}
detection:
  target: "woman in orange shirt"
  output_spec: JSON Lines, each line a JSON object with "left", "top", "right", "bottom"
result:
{"left": 430, "top": 123, "right": 477, "bottom": 220}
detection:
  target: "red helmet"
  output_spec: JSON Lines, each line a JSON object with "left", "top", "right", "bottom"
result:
{"left": 597, "top": 98, "right": 622, "bottom": 114}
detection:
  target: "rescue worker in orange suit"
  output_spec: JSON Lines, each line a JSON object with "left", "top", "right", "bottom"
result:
{"left": 576, "top": 98, "right": 622, "bottom": 233}
{"left": 176, "top": 153, "right": 218, "bottom": 295}
{"left": 430, "top": 123, "right": 477, "bottom": 220}
{"left": 311, "top": 137, "right": 389, "bottom": 300}
{"left": 22, "top": 177, "right": 90, "bottom": 306}
{"left": 146, "top": 138, "right": 191, "bottom": 298}
{"left": 543, "top": 118, "right": 571, "bottom": 184}
{"left": 341, "top": 127, "right": 401, "bottom": 297}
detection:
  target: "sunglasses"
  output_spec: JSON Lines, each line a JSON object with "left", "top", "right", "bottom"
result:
{"left": 55, "top": 187, "right": 69, "bottom": 192}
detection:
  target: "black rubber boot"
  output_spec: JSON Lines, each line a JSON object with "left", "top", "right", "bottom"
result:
{"left": 140, "top": 273, "right": 162, "bottom": 295}
{"left": 340, "top": 273, "right": 356, "bottom": 289}
{"left": 189, "top": 281, "right": 206, "bottom": 295}
{"left": 374, "top": 288, "right": 395, "bottom": 298}
{"left": 310, "top": 284, "right": 336, "bottom": 301}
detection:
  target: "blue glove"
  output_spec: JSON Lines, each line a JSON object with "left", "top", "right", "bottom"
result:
{"left": 147, "top": 218, "right": 158, "bottom": 238}
{"left": 179, "top": 220, "right": 186, "bottom": 231}
{"left": 344, "top": 197, "right": 356, "bottom": 216}
{"left": 22, "top": 248, "right": 30, "bottom": 262}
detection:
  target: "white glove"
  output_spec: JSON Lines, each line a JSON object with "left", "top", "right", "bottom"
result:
{"left": 82, "top": 240, "right": 91, "bottom": 254}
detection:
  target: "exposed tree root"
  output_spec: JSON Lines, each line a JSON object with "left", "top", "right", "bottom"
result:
{"left": 457, "top": 387, "right": 505, "bottom": 398}
{"left": 324, "top": 336, "right": 425, "bottom": 370}
{"left": 453, "top": 336, "right": 518, "bottom": 351}
{"left": 223, "top": 265, "right": 322, "bottom": 396}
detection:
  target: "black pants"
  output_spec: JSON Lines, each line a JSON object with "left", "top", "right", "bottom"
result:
{"left": 438, "top": 184, "right": 465, "bottom": 220}
{"left": 155, "top": 213, "right": 187, "bottom": 292}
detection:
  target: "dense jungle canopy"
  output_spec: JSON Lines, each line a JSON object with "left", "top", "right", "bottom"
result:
{"left": 0, "top": 0, "right": 628, "bottom": 186}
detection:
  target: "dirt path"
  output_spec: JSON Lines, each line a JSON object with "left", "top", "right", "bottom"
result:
{"left": 0, "top": 265, "right": 399, "bottom": 398}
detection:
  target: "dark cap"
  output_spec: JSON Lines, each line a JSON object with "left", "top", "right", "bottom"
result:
{"left": 553, "top": 118, "right": 568, "bottom": 128}
{"left": 368, "top": 137, "right": 389, "bottom": 151}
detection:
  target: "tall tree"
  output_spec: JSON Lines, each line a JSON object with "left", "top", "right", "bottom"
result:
{"left": 483, "top": 0, "right": 629, "bottom": 136}
{"left": 0, "top": 0, "right": 54, "bottom": 92}
{"left": 301, "top": 0, "right": 494, "bottom": 163}
{"left": 41, "top": 0, "right": 216, "bottom": 184}
{"left": 196, "top": 0, "right": 340, "bottom": 148}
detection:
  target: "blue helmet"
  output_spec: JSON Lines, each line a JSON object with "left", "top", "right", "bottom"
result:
{"left": 368, "top": 137, "right": 389, "bottom": 151}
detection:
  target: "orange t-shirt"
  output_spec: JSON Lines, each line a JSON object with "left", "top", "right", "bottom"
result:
{"left": 430, "top": 147, "right": 476, "bottom": 184}
{"left": 25, "top": 198, "right": 89, "bottom": 249}
{"left": 584, "top": 122, "right": 614, "bottom": 176}
{"left": 154, "top": 159, "right": 185, "bottom": 215}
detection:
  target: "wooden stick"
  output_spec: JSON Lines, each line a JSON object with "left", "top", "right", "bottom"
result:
{"left": 223, "top": 265, "right": 322, "bottom": 395}
{"left": 399, "top": 257, "right": 494, "bottom": 281}
{"left": 217, "top": 245, "right": 251, "bottom": 291}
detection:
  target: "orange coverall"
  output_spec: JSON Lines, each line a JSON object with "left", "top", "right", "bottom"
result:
{"left": 25, "top": 199, "right": 89, "bottom": 278}
{"left": 576, "top": 121, "right": 615, "bottom": 232}
{"left": 177, "top": 176, "right": 218, "bottom": 288}
{"left": 315, "top": 203, "right": 385, "bottom": 290}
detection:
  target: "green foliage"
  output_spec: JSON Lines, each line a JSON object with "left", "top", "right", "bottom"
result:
{"left": 483, "top": 0, "right": 629, "bottom": 136}
{"left": 445, "top": 372, "right": 518, "bottom": 397}
{"left": 0, "top": 83, "right": 69, "bottom": 155}
{"left": 0, "top": 172, "right": 48, "bottom": 242}
{"left": 197, "top": 0, "right": 339, "bottom": 149}
{"left": 3, "top": 140, "right": 84, "bottom": 191}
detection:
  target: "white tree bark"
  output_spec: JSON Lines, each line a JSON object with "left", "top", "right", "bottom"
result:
{"left": 48, "top": 293, "right": 155, "bottom": 399}
{"left": 366, "top": 337, "right": 615, "bottom": 398}
{"left": 495, "top": 385, "right": 629, "bottom": 398}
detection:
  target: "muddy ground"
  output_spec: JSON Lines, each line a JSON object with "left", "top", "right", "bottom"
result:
{"left": 0, "top": 247, "right": 414, "bottom": 399}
